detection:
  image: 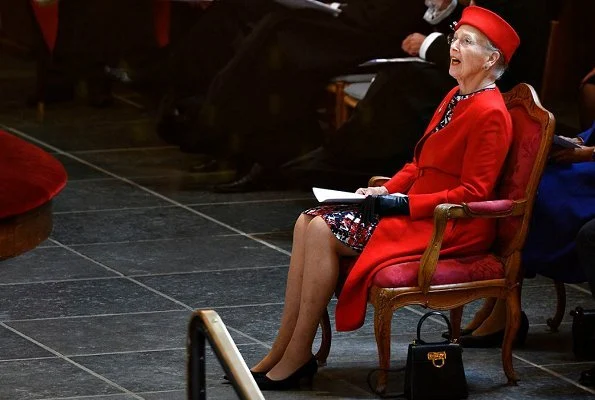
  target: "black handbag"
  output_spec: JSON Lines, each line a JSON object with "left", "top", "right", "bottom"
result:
{"left": 404, "top": 311, "right": 468, "bottom": 400}
{"left": 570, "top": 306, "right": 595, "bottom": 360}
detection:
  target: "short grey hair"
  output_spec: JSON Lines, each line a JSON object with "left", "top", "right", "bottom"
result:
{"left": 484, "top": 40, "right": 508, "bottom": 80}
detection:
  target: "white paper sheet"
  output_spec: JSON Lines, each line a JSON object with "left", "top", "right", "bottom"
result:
{"left": 274, "top": 0, "right": 341, "bottom": 16}
{"left": 312, "top": 187, "right": 365, "bottom": 203}
{"left": 359, "top": 57, "right": 429, "bottom": 67}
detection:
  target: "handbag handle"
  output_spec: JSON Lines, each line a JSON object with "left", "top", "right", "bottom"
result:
{"left": 416, "top": 311, "right": 452, "bottom": 345}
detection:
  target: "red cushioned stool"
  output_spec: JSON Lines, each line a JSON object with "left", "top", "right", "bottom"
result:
{"left": 0, "top": 129, "right": 67, "bottom": 260}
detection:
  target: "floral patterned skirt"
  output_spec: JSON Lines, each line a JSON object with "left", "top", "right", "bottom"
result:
{"left": 303, "top": 204, "right": 378, "bottom": 252}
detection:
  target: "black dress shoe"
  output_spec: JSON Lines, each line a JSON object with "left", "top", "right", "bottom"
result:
{"left": 458, "top": 311, "right": 529, "bottom": 348}
{"left": 212, "top": 163, "right": 273, "bottom": 193}
{"left": 441, "top": 328, "right": 474, "bottom": 340}
{"left": 254, "top": 356, "right": 318, "bottom": 391}
{"left": 579, "top": 366, "right": 595, "bottom": 386}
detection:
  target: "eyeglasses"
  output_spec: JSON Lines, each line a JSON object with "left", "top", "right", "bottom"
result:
{"left": 447, "top": 33, "right": 482, "bottom": 48}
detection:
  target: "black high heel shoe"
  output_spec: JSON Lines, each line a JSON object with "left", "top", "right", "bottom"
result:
{"left": 222, "top": 370, "right": 266, "bottom": 382}
{"left": 441, "top": 327, "right": 474, "bottom": 340}
{"left": 254, "top": 356, "right": 318, "bottom": 391}
{"left": 458, "top": 311, "right": 529, "bottom": 348}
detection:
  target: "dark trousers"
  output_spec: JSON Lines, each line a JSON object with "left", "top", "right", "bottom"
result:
{"left": 192, "top": 3, "right": 429, "bottom": 167}
{"left": 163, "top": 0, "right": 278, "bottom": 101}
{"left": 326, "top": 61, "right": 456, "bottom": 176}
{"left": 577, "top": 218, "right": 595, "bottom": 299}
{"left": 52, "top": 0, "right": 158, "bottom": 80}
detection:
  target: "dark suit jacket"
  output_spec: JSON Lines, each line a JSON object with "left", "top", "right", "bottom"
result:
{"left": 341, "top": 0, "right": 429, "bottom": 35}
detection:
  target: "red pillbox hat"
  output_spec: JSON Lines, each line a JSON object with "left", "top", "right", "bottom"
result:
{"left": 456, "top": 6, "right": 520, "bottom": 63}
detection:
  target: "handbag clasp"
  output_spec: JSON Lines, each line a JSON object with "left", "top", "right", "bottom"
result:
{"left": 427, "top": 351, "right": 447, "bottom": 368}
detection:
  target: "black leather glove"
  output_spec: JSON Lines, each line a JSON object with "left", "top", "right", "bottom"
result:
{"left": 360, "top": 194, "right": 410, "bottom": 224}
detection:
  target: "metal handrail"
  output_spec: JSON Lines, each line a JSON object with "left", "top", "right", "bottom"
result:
{"left": 187, "top": 309, "right": 265, "bottom": 400}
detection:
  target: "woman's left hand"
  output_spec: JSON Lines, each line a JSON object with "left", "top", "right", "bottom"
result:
{"left": 550, "top": 146, "right": 595, "bottom": 164}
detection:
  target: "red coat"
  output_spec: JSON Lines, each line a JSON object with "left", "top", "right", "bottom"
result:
{"left": 335, "top": 86, "right": 513, "bottom": 331}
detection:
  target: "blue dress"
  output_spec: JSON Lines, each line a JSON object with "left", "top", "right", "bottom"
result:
{"left": 523, "top": 122, "right": 595, "bottom": 282}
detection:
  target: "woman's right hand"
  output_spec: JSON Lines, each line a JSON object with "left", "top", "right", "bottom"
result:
{"left": 355, "top": 186, "right": 389, "bottom": 196}
{"left": 550, "top": 146, "right": 595, "bottom": 164}
{"left": 557, "top": 136, "right": 584, "bottom": 145}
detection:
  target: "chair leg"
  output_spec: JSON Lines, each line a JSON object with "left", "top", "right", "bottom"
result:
{"left": 450, "top": 306, "right": 464, "bottom": 339}
{"left": 503, "top": 289, "right": 521, "bottom": 385}
{"left": 315, "top": 308, "right": 332, "bottom": 367}
{"left": 334, "top": 82, "right": 347, "bottom": 128}
{"left": 373, "top": 301, "right": 394, "bottom": 394}
{"left": 547, "top": 280, "right": 566, "bottom": 332}
{"left": 34, "top": 32, "right": 52, "bottom": 123}
{"left": 37, "top": 102, "right": 46, "bottom": 122}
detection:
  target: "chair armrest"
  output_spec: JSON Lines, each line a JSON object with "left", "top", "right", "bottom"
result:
{"left": 463, "top": 200, "right": 526, "bottom": 217}
{"left": 418, "top": 203, "right": 463, "bottom": 293}
{"left": 368, "top": 176, "right": 390, "bottom": 187}
{"left": 417, "top": 199, "right": 527, "bottom": 293}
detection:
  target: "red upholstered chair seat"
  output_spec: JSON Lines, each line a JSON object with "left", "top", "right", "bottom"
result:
{"left": 0, "top": 130, "right": 67, "bottom": 219}
{"left": 338, "top": 255, "right": 504, "bottom": 292}
{"left": 372, "top": 255, "right": 504, "bottom": 288}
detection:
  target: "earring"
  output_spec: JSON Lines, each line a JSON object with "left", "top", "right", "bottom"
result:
{"left": 483, "top": 64, "right": 489, "bottom": 70}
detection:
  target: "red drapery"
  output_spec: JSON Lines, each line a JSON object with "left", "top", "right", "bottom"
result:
{"left": 153, "top": 0, "right": 172, "bottom": 48}
{"left": 30, "top": 0, "right": 59, "bottom": 52}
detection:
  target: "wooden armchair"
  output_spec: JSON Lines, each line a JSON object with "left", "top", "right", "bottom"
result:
{"left": 315, "top": 83, "right": 555, "bottom": 392}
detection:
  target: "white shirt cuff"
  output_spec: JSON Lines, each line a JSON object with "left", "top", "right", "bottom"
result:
{"left": 330, "top": 2, "right": 341, "bottom": 9}
{"left": 419, "top": 32, "right": 444, "bottom": 60}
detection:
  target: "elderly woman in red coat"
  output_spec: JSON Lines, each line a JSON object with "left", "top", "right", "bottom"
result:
{"left": 247, "top": 6, "right": 520, "bottom": 391}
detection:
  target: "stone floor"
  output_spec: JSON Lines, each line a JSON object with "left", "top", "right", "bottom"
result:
{"left": 1, "top": 54, "right": 595, "bottom": 400}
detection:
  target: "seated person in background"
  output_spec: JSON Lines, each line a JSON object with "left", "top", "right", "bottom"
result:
{"left": 580, "top": 68, "right": 595, "bottom": 130}
{"left": 171, "top": 0, "right": 435, "bottom": 192}
{"left": 31, "top": 0, "right": 177, "bottom": 107}
{"left": 577, "top": 218, "right": 595, "bottom": 386}
{"left": 317, "top": 0, "right": 466, "bottom": 177}
{"left": 243, "top": 7, "right": 519, "bottom": 390}
{"left": 321, "top": 0, "right": 549, "bottom": 179}
{"left": 152, "top": 0, "right": 282, "bottom": 126}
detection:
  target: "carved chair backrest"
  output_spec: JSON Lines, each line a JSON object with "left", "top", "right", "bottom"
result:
{"left": 494, "top": 84, "right": 555, "bottom": 258}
